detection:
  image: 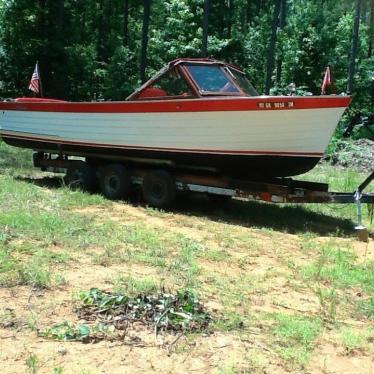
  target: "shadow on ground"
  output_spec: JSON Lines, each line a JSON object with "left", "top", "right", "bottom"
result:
{"left": 175, "top": 194, "right": 356, "bottom": 237}
{"left": 16, "top": 175, "right": 65, "bottom": 189}
{"left": 17, "top": 175, "right": 356, "bottom": 237}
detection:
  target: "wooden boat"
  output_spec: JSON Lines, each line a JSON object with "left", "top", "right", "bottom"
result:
{"left": 0, "top": 58, "right": 351, "bottom": 178}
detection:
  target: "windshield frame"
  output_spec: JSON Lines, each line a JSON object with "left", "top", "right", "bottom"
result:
{"left": 228, "top": 67, "right": 259, "bottom": 96}
{"left": 181, "top": 63, "right": 247, "bottom": 97}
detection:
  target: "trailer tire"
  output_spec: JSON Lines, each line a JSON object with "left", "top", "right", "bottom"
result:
{"left": 65, "top": 161, "right": 96, "bottom": 191}
{"left": 100, "top": 164, "right": 130, "bottom": 200}
{"left": 142, "top": 170, "right": 176, "bottom": 208}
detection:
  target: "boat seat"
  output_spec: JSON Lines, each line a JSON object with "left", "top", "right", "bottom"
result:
{"left": 137, "top": 87, "right": 167, "bottom": 99}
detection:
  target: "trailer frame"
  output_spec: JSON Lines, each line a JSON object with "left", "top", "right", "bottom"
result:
{"left": 33, "top": 151, "right": 374, "bottom": 241}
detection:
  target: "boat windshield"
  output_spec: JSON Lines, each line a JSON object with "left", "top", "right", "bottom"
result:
{"left": 228, "top": 68, "right": 259, "bottom": 96}
{"left": 185, "top": 65, "right": 240, "bottom": 94}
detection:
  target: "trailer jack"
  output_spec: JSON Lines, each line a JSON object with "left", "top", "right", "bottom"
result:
{"left": 354, "top": 171, "right": 374, "bottom": 242}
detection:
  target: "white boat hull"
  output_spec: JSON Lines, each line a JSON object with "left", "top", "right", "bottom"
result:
{"left": 0, "top": 96, "right": 350, "bottom": 177}
{"left": 0, "top": 107, "right": 345, "bottom": 157}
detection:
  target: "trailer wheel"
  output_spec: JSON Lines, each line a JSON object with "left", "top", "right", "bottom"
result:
{"left": 100, "top": 164, "right": 130, "bottom": 200}
{"left": 65, "top": 161, "right": 96, "bottom": 191}
{"left": 142, "top": 170, "right": 176, "bottom": 208}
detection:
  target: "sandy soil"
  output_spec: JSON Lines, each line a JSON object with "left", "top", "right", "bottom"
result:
{"left": 1, "top": 200, "right": 373, "bottom": 374}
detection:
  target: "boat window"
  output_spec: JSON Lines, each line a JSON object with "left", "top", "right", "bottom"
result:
{"left": 137, "top": 68, "right": 194, "bottom": 99}
{"left": 228, "top": 68, "right": 259, "bottom": 96}
{"left": 185, "top": 65, "right": 240, "bottom": 94}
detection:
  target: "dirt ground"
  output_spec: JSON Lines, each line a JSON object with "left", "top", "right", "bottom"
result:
{"left": 1, "top": 200, "right": 373, "bottom": 374}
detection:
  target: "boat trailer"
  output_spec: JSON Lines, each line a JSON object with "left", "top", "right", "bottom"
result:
{"left": 175, "top": 171, "right": 374, "bottom": 242}
{"left": 34, "top": 153, "right": 374, "bottom": 241}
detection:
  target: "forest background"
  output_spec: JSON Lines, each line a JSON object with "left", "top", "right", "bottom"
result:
{"left": 0, "top": 0, "right": 373, "bottom": 128}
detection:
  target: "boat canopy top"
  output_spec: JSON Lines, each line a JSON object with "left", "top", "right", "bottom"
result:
{"left": 126, "top": 58, "right": 259, "bottom": 101}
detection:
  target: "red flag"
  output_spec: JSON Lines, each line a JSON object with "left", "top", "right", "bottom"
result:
{"left": 321, "top": 66, "right": 332, "bottom": 95}
{"left": 28, "top": 62, "right": 40, "bottom": 94}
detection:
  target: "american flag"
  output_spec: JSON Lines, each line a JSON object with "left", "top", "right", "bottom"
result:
{"left": 29, "top": 62, "right": 40, "bottom": 94}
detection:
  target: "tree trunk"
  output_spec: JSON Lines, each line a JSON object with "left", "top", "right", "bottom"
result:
{"left": 275, "top": 0, "right": 286, "bottom": 85}
{"left": 347, "top": 0, "right": 361, "bottom": 94}
{"left": 246, "top": 0, "right": 251, "bottom": 26}
{"left": 369, "top": 0, "right": 374, "bottom": 57}
{"left": 361, "top": 0, "right": 367, "bottom": 22}
{"left": 140, "top": 0, "right": 151, "bottom": 83}
{"left": 97, "top": 0, "right": 104, "bottom": 61}
{"left": 123, "top": 0, "right": 129, "bottom": 47}
{"left": 56, "top": 0, "right": 64, "bottom": 32}
{"left": 202, "top": 0, "right": 210, "bottom": 57}
{"left": 227, "top": 0, "right": 232, "bottom": 38}
{"left": 265, "top": 0, "right": 282, "bottom": 94}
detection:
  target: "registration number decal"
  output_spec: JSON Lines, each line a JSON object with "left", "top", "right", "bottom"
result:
{"left": 257, "top": 101, "right": 294, "bottom": 109}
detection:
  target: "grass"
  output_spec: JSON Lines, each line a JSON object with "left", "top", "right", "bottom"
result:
{"left": 270, "top": 313, "right": 322, "bottom": 368}
{"left": 340, "top": 327, "right": 366, "bottom": 354}
{"left": 300, "top": 240, "right": 374, "bottom": 321}
{"left": 113, "top": 275, "right": 158, "bottom": 295}
{"left": 302, "top": 246, "right": 373, "bottom": 292}
{"left": 298, "top": 164, "right": 374, "bottom": 231}
{"left": 1, "top": 140, "right": 374, "bottom": 372}
{"left": 26, "top": 353, "right": 38, "bottom": 374}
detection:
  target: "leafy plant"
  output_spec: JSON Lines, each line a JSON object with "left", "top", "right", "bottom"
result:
{"left": 39, "top": 288, "right": 211, "bottom": 343}
{"left": 38, "top": 322, "right": 91, "bottom": 342}
{"left": 79, "top": 288, "right": 211, "bottom": 333}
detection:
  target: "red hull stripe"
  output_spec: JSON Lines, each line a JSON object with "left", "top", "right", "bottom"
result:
{"left": 1, "top": 132, "right": 324, "bottom": 157}
{"left": 0, "top": 96, "right": 351, "bottom": 113}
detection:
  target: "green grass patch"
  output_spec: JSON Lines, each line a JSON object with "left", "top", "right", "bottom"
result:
{"left": 271, "top": 313, "right": 322, "bottom": 368}
{"left": 203, "top": 249, "right": 230, "bottom": 262}
{"left": 114, "top": 275, "right": 158, "bottom": 295}
{"left": 300, "top": 241, "right": 374, "bottom": 320}
{"left": 301, "top": 243, "right": 374, "bottom": 293}
{"left": 0, "top": 140, "right": 33, "bottom": 173}
{"left": 214, "top": 311, "right": 244, "bottom": 331}
{"left": 340, "top": 327, "right": 366, "bottom": 354}
{"left": 168, "top": 235, "right": 203, "bottom": 289}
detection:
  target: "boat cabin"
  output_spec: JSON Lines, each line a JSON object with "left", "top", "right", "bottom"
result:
{"left": 127, "top": 58, "right": 259, "bottom": 100}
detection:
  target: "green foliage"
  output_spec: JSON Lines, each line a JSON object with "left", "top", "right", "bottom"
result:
{"left": 0, "top": 0, "right": 372, "bottom": 119}
{"left": 39, "top": 288, "right": 211, "bottom": 343}
{"left": 79, "top": 288, "right": 129, "bottom": 311}
{"left": 78, "top": 287, "right": 211, "bottom": 333}
{"left": 38, "top": 321, "right": 91, "bottom": 341}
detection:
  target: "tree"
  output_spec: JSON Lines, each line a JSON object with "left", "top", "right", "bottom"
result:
{"left": 369, "top": 0, "right": 374, "bottom": 57}
{"left": 0, "top": 0, "right": 372, "bottom": 118}
{"left": 347, "top": 0, "right": 362, "bottom": 94}
{"left": 275, "top": 0, "right": 286, "bottom": 84}
{"left": 123, "top": 0, "right": 129, "bottom": 47}
{"left": 265, "top": 0, "right": 282, "bottom": 94}
{"left": 140, "top": 0, "right": 151, "bottom": 82}
{"left": 202, "top": 0, "right": 210, "bottom": 57}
